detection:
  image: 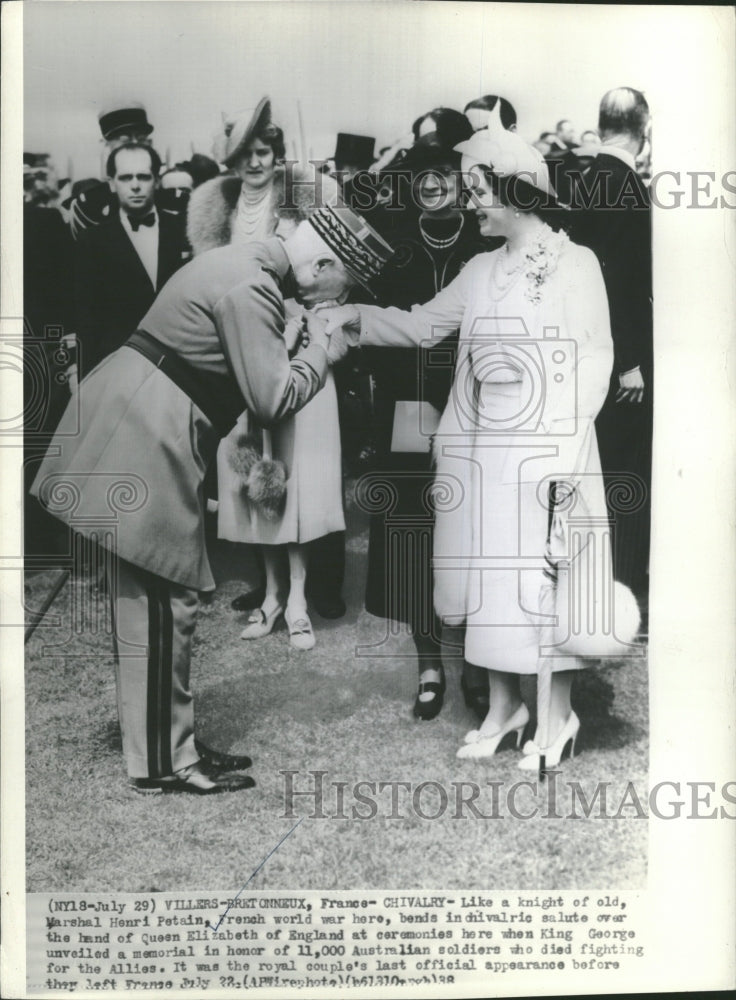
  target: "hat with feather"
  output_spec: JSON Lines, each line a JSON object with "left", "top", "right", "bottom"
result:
{"left": 213, "top": 97, "right": 272, "bottom": 168}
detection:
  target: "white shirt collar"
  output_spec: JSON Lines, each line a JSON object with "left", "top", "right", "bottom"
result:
{"left": 598, "top": 143, "right": 637, "bottom": 170}
{"left": 119, "top": 206, "right": 158, "bottom": 232}
{"left": 119, "top": 207, "right": 159, "bottom": 288}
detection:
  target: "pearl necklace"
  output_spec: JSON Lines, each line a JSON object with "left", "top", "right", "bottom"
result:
{"left": 233, "top": 182, "right": 274, "bottom": 243}
{"left": 418, "top": 213, "right": 463, "bottom": 250}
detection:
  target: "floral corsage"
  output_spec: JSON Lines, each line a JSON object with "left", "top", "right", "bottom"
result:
{"left": 522, "top": 226, "right": 569, "bottom": 305}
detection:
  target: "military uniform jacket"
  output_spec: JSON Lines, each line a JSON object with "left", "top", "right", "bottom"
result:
{"left": 32, "top": 238, "right": 328, "bottom": 591}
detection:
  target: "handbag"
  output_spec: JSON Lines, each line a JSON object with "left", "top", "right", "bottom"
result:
{"left": 541, "top": 485, "right": 641, "bottom": 659}
{"left": 390, "top": 400, "right": 441, "bottom": 453}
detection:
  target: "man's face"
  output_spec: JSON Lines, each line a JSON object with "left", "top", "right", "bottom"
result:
{"left": 106, "top": 132, "right": 154, "bottom": 151}
{"left": 109, "top": 148, "right": 156, "bottom": 216}
{"left": 557, "top": 121, "right": 576, "bottom": 145}
{"left": 160, "top": 170, "right": 193, "bottom": 195}
{"left": 296, "top": 256, "right": 355, "bottom": 307}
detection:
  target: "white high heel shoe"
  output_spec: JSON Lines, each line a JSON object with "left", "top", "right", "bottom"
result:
{"left": 457, "top": 704, "right": 530, "bottom": 760}
{"left": 240, "top": 602, "right": 284, "bottom": 640}
{"left": 518, "top": 711, "right": 580, "bottom": 770}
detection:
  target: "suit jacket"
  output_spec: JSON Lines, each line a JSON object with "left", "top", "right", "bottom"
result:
{"left": 564, "top": 151, "right": 652, "bottom": 378}
{"left": 32, "top": 238, "right": 328, "bottom": 590}
{"left": 73, "top": 209, "right": 190, "bottom": 373}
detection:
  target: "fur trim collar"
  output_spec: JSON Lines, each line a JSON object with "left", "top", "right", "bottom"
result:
{"left": 186, "top": 167, "right": 339, "bottom": 255}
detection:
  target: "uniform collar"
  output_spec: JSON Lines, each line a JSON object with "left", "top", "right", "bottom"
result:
{"left": 598, "top": 143, "right": 637, "bottom": 170}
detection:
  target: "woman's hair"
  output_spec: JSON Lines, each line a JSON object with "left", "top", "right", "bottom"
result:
{"left": 479, "top": 165, "right": 568, "bottom": 231}
{"left": 255, "top": 121, "right": 286, "bottom": 161}
{"left": 464, "top": 95, "right": 517, "bottom": 131}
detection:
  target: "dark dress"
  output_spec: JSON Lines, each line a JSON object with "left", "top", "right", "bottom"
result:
{"left": 361, "top": 212, "right": 493, "bottom": 631}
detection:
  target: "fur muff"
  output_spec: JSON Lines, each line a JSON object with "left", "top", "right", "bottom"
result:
{"left": 227, "top": 432, "right": 288, "bottom": 519}
{"left": 186, "top": 167, "right": 340, "bottom": 256}
{"left": 226, "top": 432, "right": 262, "bottom": 481}
{"left": 246, "top": 458, "right": 287, "bottom": 520}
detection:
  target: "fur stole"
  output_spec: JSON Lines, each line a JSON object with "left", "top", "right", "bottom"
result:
{"left": 186, "top": 166, "right": 340, "bottom": 256}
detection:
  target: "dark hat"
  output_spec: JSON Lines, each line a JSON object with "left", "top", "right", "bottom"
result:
{"left": 308, "top": 204, "right": 394, "bottom": 292}
{"left": 61, "top": 177, "right": 104, "bottom": 211}
{"left": 403, "top": 108, "right": 473, "bottom": 171}
{"left": 98, "top": 103, "right": 154, "bottom": 142}
{"left": 24, "top": 152, "right": 51, "bottom": 168}
{"left": 213, "top": 97, "right": 272, "bottom": 167}
{"left": 333, "top": 133, "right": 376, "bottom": 169}
{"left": 181, "top": 153, "right": 221, "bottom": 187}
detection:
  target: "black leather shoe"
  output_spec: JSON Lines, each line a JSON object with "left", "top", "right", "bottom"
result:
{"left": 195, "top": 739, "right": 252, "bottom": 772}
{"left": 413, "top": 671, "right": 446, "bottom": 721}
{"left": 231, "top": 587, "right": 266, "bottom": 612}
{"left": 129, "top": 763, "right": 255, "bottom": 795}
{"left": 461, "top": 670, "right": 490, "bottom": 722}
{"left": 310, "top": 593, "right": 347, "bottom": 619}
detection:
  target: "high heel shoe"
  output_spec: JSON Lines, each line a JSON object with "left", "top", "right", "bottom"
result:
{"left": 518, "top": 711, "right": 580, "bottom": 770}
{"left": 413, "top": 668, "right": 446, "bottom": 721}
{"left": 456, "top": 704, "right": 530, "bottom": 760}
{"left": 240, "top": 603, "right": 283, "bottom": 640}
{"left": 285, "top": 609, "right": 315, "bottom": 651}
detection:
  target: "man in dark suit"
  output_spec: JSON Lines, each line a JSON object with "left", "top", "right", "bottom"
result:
{"left": 74, "top": 143, "right": 189, "bottom": 374}
{"left": 566, "top": 87, "right": 653, "bottom": 605}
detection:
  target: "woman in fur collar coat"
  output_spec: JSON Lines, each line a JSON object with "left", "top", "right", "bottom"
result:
{"left": 189, "top": 98, "right": 343, "bottom": 650}
{"left": 187, "top": 161, "right": 338, "bottom": 254}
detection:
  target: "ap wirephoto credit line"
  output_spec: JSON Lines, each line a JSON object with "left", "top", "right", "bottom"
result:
{"left": 2, "top": 1, "right": 735, "bottom": 998}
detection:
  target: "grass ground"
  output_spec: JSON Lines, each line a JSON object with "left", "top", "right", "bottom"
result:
{"left": 24, "top": 494, "right": 648, "bottom": 892}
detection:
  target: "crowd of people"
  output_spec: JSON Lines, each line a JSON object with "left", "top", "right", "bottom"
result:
{"left": 26, "top": 86, "right": 653, "bottom": 794}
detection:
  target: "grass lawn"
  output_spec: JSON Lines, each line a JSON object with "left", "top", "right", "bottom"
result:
{"left": 24, "top": 494, "right": 648, "bottom": 892}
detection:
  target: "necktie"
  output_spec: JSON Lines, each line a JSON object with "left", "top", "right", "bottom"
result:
{"left": 129, "top": 212, "right": 156, "bottom": 232}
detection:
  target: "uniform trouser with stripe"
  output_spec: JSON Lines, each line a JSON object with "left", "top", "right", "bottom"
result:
{"left": 108, "top": 558, "right": 200, "bottom": 778}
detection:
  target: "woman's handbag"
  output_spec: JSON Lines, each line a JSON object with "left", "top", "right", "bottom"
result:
{"left": 541, "top": 488, "right": 641, "bottom": 660}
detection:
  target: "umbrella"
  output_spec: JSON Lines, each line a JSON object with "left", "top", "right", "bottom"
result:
{"left": 536, "top": 481, "right": 574, "bottom": 781}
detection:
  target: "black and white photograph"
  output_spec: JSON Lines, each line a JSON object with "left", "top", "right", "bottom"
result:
{"left": 2, "top": 1, "right": 735, "bottom": 996}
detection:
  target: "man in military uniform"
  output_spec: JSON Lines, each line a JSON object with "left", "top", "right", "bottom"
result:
{"left": 32, "top": 205, "right": 393, "bottom": 794}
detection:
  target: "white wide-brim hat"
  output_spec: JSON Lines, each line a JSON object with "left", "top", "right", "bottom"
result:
{"left": 454, "top": 104, "right": 556, "bottom": 198}
{"left": 213, "top": 96, "right": 272, "bottom": 168}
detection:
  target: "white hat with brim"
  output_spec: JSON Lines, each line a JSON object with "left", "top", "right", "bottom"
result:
{"left": 455, "top": 127, "right": 557, "bottom": 199}
{"left": 213, "top": 96, "right": 272, "bottom": 168}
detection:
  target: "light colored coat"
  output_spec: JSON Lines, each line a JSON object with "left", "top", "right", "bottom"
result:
{"left": 359, "top": 239, "right": 616, "bottom": 672}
